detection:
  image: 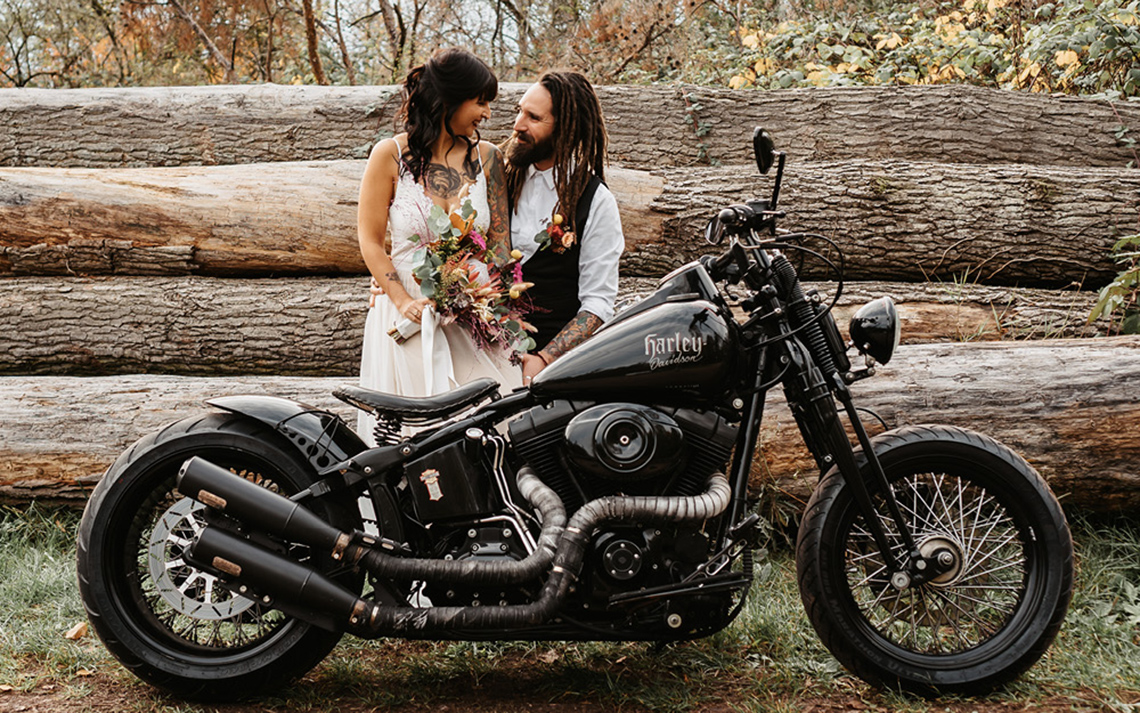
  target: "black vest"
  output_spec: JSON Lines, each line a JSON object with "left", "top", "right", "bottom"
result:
{"left": 524, "top": 176, "right": 602, "bottom": 352}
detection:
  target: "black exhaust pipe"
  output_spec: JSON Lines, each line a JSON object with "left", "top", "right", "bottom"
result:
{"left": 178, "top": 456, "right": 350, "bottom": 555}
{"left": 185, "top": 473, "right": 732, "bottom": 637}
{"left": 178, "top": 456, "right": 568, "bottom": 585}
{"left": 188, "top": 527, "right": 373, "bottom": 633}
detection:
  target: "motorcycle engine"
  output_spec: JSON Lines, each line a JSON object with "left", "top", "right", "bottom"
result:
{"left": 508, "top": 401, "right": 738, "bottom": 512}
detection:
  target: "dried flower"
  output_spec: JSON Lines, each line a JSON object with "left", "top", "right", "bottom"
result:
{"left": 401, "top": 201, "right": 536, "bottom": 354}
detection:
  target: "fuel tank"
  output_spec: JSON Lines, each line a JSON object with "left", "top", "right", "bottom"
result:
{"left": 530, "top": 300, "right": 736, "bottom": 405}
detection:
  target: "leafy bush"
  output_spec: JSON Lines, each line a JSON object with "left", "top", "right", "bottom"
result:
{"left": 728, "top": 0, "right": 1140, "bottom": 98}
{"left": 1089, "top": 233, "right": 1140, "bottom": 333}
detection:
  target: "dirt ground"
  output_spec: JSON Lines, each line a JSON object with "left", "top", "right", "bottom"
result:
{"left": 0, "top": 668, "right": 1132, "bottom": 713}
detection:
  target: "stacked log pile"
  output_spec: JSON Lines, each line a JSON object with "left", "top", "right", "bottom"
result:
{"left": 1, "top": 83, "right": 1137, "bottom": 511}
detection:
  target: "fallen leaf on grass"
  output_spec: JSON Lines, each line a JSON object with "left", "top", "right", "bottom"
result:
{"left": 0, "top": 685, "right": 13, "bottom": 693}
{"left": 64, "top": 622, "right": 88, "bottom": 640}
{"left": 538, "top": 649, "right": 560, "bottom": 663}
{"left": 76, "top": 669, "right": 95, "bottom": 677}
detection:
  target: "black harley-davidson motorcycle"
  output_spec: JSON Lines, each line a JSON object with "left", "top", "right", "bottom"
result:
{"left": 76, "top": 130, "right": 1073, "bottom": 701}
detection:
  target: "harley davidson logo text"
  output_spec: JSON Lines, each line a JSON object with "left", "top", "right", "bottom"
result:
{"left": 644, "top": 333, "right": 707, "bottom": 370}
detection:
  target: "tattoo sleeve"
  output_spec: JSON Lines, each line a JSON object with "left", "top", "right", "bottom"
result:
{"left": 485, "top": 148, "right": 511, "bottom": 264}
{"left": 541, "top": 311, "right": 604, "bottom": 361}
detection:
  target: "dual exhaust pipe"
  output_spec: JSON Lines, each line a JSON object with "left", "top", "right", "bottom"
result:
{"left": 177, "top": 455, "right": 731, "bottom": 637}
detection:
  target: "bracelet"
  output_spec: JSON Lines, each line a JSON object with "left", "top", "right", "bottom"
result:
{"left": 536, "top": 351, "right": 553, "bottom": 366}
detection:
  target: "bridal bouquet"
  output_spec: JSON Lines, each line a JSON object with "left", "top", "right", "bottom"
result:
{"left": 389, "top": 202, "right": 536, "bottom": 356}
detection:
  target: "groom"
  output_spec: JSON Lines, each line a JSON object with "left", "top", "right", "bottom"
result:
{"left": 502, "top": 70, "right": 625, "bottom": 384}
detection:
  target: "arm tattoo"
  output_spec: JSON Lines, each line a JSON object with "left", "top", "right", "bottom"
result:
{"left": 384, "top": 271, "right": 400, "bottom": 283}
{"left": 542, "top": 311, "right": 604, "bottom": 361}
{"left": 485, "top": 148, "right": 511, "bottom": 263}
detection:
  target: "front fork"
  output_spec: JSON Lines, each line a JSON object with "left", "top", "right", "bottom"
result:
{"left": 780, "top": 338, "right": 947, "bottom": 589}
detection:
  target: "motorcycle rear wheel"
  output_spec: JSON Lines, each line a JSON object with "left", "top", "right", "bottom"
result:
{"left": 796, "top": 425, "right": 1072, "bottom": 694}
{"left": 77, "top": 412, "right": 361, "bottom": 701}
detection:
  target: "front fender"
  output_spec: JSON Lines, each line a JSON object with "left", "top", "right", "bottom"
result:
{"left": 207, "top": 395, "right": 369, "bottom": 472}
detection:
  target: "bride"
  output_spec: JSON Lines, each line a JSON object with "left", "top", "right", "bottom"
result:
{"left": 356, "top": 48, "right": 522, "bottom": 443}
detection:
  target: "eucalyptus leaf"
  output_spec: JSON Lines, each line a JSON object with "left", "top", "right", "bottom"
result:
{"left": 427, "top": 204, "right": 452, "bottom": 235}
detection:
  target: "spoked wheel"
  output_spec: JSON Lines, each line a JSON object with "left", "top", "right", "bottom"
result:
{"left": 796, "top": 425, "right": 1073, "bottom": 694}
{"left": 77, "top": 413, "right": 361, "bottom": 701}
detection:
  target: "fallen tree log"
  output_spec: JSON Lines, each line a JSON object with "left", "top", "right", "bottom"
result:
{"left": 0, "top": 160, "right": 367, "bottom": 276}
{"left": 3, "top": 337, "right": 1137, "bottom": 512}
{"left": 754, "top": 336, "right": 1140, "bottom": 516}
{"left": 633, "top": 160, "right": 1138, "bottom": 288}
{"left": 1, "top": 84, "right": 1136, "bottom": 170}
{"left": 2, "top": 160, "right": 1134, "bottom": 286}
{"left": 0, "top": 276, "right": 1108, "bottom": 376}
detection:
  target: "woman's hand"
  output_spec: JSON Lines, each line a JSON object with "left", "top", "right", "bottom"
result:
{"left": 399, "top": 297, "right": 433, "bottom": 324}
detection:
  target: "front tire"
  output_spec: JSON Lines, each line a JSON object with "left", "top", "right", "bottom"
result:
{"left": 796, "top": 425, "right": 1072, "bottom": 694}
{"left": 77, "top": 413, "right": 361, "bottom": 701}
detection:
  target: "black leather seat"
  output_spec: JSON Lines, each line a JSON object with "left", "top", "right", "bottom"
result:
{"left": 333, "top": 378, "right": 500, "bottom": 423}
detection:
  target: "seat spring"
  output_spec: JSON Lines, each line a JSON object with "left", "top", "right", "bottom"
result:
{"left": 372, "top": 414, "right": 403, "bottom": 446}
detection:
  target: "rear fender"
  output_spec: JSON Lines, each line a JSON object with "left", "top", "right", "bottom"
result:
{"left": 207, "top": 395, "right": 368, "bottom": 472}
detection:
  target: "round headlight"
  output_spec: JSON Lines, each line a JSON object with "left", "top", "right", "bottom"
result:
{"left": 849, "top": 297, "right": 901, "bottom": 365}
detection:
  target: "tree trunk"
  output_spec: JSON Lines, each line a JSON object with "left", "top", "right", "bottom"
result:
{"left": 1, "top": 84, "right": 1136, "bottom": 170}
{"left": 0, "top": 276, "right": 1108, "bottom": 376}
{"left": 2, "top": 161, "right": 1134, "bottom": 286}
{"left": 4, "top": 337, "right": 1137, "bottom": 511}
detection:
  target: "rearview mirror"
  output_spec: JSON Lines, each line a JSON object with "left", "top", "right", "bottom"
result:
{"left": 704, "top": 216, "right": 725, "bottom": 246}
{"left": 753, "top": 128, "right": 776, "bottom": 175}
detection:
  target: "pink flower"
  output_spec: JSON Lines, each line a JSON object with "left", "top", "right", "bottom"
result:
{"left": 469, "top": 230, "right": 487, "bottom": 250}
{"left": 512, "top": 262, "right": 524, "bottom": 284}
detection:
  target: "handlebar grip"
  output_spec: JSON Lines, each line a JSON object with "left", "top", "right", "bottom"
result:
{"left": 718, "top": 204, "right": 755, "bottom": 227}
{"left": 700, "top": 249, "right": 735, "bottom": 279}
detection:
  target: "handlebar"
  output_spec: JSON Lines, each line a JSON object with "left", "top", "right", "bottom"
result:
{"left": 715, "top": 200, "right": 784, "bottom": 234}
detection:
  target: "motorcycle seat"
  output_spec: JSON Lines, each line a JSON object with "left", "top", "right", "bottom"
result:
{"left": 332, "top": 378, "right": 500, "bottom": 423}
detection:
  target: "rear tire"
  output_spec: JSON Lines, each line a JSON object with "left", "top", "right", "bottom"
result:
{"left": 77, "top": 413, "right": 361, "bottom": 701}
{"left": 796, "top": 425, "right": 1072, "bottom": 694}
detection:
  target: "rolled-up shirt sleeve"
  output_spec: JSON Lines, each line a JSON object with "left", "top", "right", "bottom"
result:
{"left": 577, "top": 185, "right": 624, "bottom": 322}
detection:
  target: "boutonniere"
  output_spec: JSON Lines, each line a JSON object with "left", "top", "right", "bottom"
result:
{"left": 533, "top": 212, "right": 577, "bottom": 254}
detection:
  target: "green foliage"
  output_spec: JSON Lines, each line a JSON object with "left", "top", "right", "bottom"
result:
{"left": 1090, "top": 233, "right": 1140, "bottom": 333}
{"left": 0, "top": 505, "right": 103, "bottom": 687}
{"left": 727, "top": 0, "right": 1140, "bottom": 98}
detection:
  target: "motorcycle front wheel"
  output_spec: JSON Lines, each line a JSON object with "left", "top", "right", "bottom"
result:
{"left": 796, "top": 424, "right": 1072, "bottom": 694}
{"left": 77, "top": 412, "right": 362, "bottom": 701}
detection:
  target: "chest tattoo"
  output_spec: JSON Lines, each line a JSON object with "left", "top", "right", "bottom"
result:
{"left": 423, "top": 161, "right": 480, "bottom": 200}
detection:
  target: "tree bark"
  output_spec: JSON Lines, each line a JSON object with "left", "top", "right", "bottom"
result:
{"left": 627, "top": 160, "right": 1140, "bottom": 288}
{"left": 3, "top": 337, "right": 1137, "bottom": 511}
{"left": 0, "top": 276, "right": 1109, "bottom": 376}
{"left": 752, "top": 336, "right": 1140, "bottom": 516}
{"left": 2, "top": 161, "right": 1134, "bottom": 287}
{"left": 1, "top": 84, "right": 1137, "bottom": 170}
{"left": 0, "top": 161, "right": 366, "bottom": 276}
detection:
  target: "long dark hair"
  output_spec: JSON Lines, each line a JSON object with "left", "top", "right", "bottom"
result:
{"left": 398, "top": 48, "right": 498, "bottom": 183}
{"left": 505, "top": 70, "right": 607, "bottom": 233}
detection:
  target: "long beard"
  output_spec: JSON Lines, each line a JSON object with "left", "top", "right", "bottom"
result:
{"left": 506, "top": 134, "right": 554, "bottom": 167}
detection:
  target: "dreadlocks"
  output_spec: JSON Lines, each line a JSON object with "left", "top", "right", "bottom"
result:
{"left": 506, "top": 71, "right": 608, "bottom": 233}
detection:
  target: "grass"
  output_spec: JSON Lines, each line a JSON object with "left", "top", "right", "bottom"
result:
{"left": 1, "top": 505, "right": 1138, "bottom": 711}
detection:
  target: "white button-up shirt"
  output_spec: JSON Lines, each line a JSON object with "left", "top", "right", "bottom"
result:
{"left": 510, "top": 165, "right": 624, "bottom": 322}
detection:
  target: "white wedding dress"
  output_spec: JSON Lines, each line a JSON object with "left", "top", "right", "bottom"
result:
{"left": 357, "top": 144, "right": 523, "bottom": 445}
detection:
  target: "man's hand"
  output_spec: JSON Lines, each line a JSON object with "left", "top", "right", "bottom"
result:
{"left": 521, "top": 352, "right": 548, "bottom": 386}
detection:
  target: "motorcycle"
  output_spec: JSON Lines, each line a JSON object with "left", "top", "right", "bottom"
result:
{"left": 76, "top": 129, "right": 1073, "bottom": 701}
